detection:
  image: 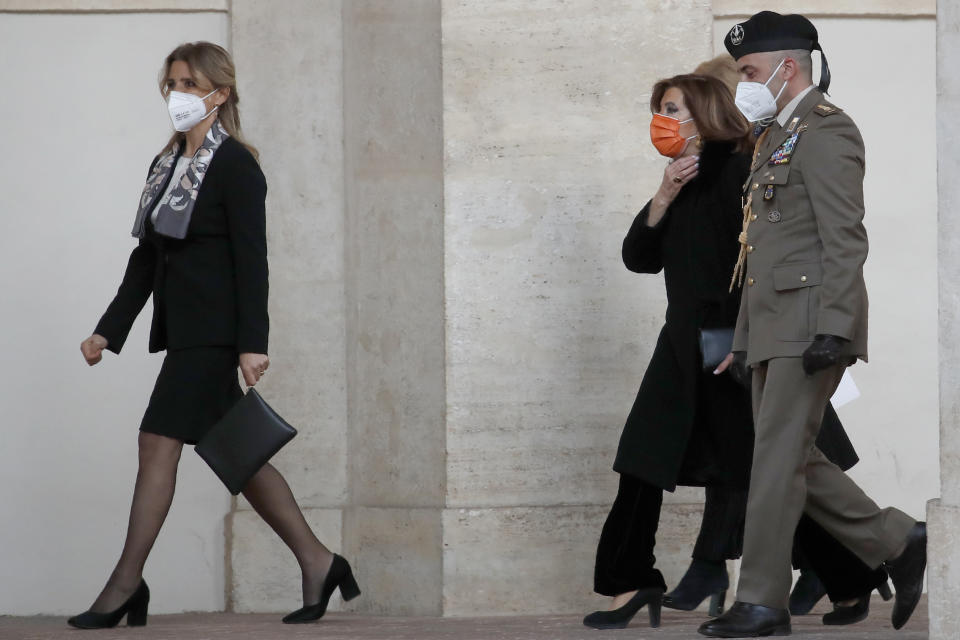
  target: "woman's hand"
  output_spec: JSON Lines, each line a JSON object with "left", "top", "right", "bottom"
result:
{"left": 239, "top": 352, "right": 269, "bottom": 386}
{"left": 714, "top": 352, "right": 735, "bottom": 375}
{"left": 81, "top": 334, "right": 109, "bottom": 366}
{"left": 647, "top": 155, "right": 699, "bottom": 227}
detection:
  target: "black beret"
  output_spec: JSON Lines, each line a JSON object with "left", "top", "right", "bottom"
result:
{"left": 724, "top": 11, "right": 831, "bottom": 93}
{"left": 724, "top": 11, "right": 818, "bottom": 60}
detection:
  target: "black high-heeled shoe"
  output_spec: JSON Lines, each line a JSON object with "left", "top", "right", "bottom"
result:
{"left": 282, "top": 554, "right": 361, "bottom": 624}
{"left": 582, "top": 587, "right": 663, "bottom": 629}
{"left": 822, "top": 594, "right": 870, "bottom": 625}
{"left": 878, "top": 580, "right": 893, "bottom": 602}
{"left": 821, "top": 580, "right": 893, "bottom": 626}
{"left": 67, "top": 580, "right": 150, "bottom": 629}
{"left": 788, "top": 568, "right": 826, "bottom": 615}
{"left": 662, "top": 559, "right": 729, "bottom": 616}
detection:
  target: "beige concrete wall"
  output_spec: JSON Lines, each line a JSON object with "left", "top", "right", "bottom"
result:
{"left": 713, "top": 0, "right": 934, "bottom": 17}
{"left": 0, "top": 10, "right": 230, "bottom": 615}
{"left": 227, "top": 0, "right": 350, "bottom": 612}
{"left": 342, "top": 0, "right": 445, "bottom": 510}
{"left": 0, "top": 0, "right": 227, "bottom": 10}
{"left": 929, "top": 1, "right": 960, "bottom": 636}
{"left": 341, "top": 0, "right": 446, "bottom": 616}
{"left": 440, "top": 0, "right": 714, "bottom": 615}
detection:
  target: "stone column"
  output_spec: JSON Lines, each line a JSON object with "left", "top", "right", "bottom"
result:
{"left": 341, "top": 0, "right": 447, "bottom": 616}
{"left": 227, "top": 0, "right": 350, "bottom": 613}
{"left": 928, "top": 3, "right": 960, "bottom": 637}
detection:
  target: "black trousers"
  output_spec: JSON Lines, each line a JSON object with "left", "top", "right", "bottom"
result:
{"left": 594, "top": 473, "right": 888, "bottom": 599}
{"left": 594, "top": 474, "right": 745, "bottom": 596}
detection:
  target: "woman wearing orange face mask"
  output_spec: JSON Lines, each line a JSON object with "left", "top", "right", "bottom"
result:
{"left": 584, "top": 71, "right": 889, "bottom": 632}
{"left": 583, "top": 74, "right": 756, "bottom": 630}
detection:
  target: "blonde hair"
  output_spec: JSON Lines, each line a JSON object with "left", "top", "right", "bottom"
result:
{"left": 694, "top": 54, "right": 740, "bottom": 96}
{"left": 158, "top": 42, "right": 259, "bottom": 161}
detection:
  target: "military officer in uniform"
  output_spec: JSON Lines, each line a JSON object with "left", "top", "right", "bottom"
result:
{"left": 698, "top": 12, "right": 928, "bottom": 638}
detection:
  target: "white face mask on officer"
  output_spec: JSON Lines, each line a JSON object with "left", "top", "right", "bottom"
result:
{"left": 735, "top": 58, "right": 787, "bottom": 123}
{"left": 166, "top": 88, "right": 219, "bottom": 132}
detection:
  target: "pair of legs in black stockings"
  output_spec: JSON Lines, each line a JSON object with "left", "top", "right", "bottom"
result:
{"left": 88, "top": 432, "right": 333, "bottom": 614}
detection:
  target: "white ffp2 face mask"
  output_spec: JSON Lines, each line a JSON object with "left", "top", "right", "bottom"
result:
{"left": 735, "top": 59, "right": 787, "bottom": 123}
{"left": 166, "top": 88, "right": 219, "bottom": 132}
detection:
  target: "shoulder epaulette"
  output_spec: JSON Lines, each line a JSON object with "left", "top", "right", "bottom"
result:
{"left": 813, "top": 103, "right": 842, "bottom": 117}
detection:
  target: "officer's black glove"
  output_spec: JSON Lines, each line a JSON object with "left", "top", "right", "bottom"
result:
{"left": 801, "top": 334, "right": 849, "bottom": 376}
{"left": 729, "top": 351, "right": 751, "bottom": 388}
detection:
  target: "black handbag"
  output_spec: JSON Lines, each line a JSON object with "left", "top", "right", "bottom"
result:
{"left": 195, "top": 388, "right": 297, "bottom": 495}
{"left": 698, "top": 328, "right": 735, "bottom": 372}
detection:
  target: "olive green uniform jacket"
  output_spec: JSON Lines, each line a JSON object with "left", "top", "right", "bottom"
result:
{"left": 732, "top": 88, "right": 869, "bottom": 366}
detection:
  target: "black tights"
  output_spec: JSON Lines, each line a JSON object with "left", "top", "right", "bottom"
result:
{"left": 90, "top": 432, "right": 332, "bottom": 613}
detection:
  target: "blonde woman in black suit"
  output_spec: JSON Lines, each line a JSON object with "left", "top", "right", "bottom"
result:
{"left": 70, "top": 42, "right": 358, "bottom": 629}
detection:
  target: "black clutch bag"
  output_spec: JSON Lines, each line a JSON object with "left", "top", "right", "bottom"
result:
{"left": 698, "top": 328, "right": 735, "bottom": 372}
{"left": 195, "top": 388, "right": 297, "bottom": 495}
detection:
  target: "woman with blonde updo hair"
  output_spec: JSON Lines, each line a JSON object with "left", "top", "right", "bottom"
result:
{"left": 70, "top": 42, "right": 359, "bottom": 629}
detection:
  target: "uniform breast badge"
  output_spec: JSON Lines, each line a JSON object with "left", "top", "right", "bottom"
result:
{"left": 768, "top": 210, "right": 782, "bottom": 223}
{"left": 763, "top": 184, "right": 775, "bottom": 201}
{"left": 769, "top": 123, "right": 808, "bottom": 166}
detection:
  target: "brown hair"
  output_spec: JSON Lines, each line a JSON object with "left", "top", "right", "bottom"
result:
{"left": 650, "top": 73, "right": 753, "bottom": 154}
{"left": 158, "top": 42, "right": 259, "bottom": 161}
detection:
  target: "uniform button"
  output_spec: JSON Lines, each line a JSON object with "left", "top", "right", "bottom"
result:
{"left": 747, "top": 245, "right": 754, "bottom": 253}
{"left": 801, "top": 275, "right": 808, "bottom": 282}
{"left": 751, "top": 214, "right": 758, "bottom": 221}
{"left": 752, "top": 183, "right": 759, "bottom": 190}
{"left": 747, "top": 277, "right": 755, "bottom": 286}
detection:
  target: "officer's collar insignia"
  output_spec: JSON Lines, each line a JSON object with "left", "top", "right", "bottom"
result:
{"left": 730, "top": 24, "right": 745, "bottom": 45}
{"left": 769, "top": 123, "right": 808, "bottom": 166}
{"left": 785, "top": 117, "right": 800, "bottom": 133}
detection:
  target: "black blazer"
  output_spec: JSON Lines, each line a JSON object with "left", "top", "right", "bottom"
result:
{"left": 95, "top": 136, "right": 269, "bottom": 355}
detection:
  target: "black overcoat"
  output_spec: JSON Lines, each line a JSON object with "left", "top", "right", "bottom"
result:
{"left": 613, "top": 142, "right": 856, "bottom": 491}
{"left": 95, "top": 137, "right": 269, "bottom": 356}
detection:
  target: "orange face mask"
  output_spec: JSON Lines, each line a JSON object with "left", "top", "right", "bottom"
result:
{"left": 650, "top": 113, "right": 697, "bottom": 158}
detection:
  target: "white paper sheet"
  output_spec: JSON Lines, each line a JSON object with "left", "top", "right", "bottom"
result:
{"left": 830, "top": 370, "right": 861, "bottom": 408}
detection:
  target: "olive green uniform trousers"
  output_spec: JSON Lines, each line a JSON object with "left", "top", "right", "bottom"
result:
{"left": 735, "top": 358, "right": 916, "bottom": 609}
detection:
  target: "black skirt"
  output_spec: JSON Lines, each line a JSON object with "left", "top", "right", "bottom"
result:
{"left": 140, "top": 347, "right": 243, "bottom": 444}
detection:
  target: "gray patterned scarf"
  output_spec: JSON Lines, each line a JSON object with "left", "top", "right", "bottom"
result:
{"left": 132, "top": 120, "right": 230, "bottom": 239}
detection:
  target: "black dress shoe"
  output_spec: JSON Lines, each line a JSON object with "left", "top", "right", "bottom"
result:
{"left": 883, "top": 521, "right": 927, "bottom": 630}
{"left": 662, "top": 559, "right": 729, "bottom": 616}
{"left": 67, "top": 580, "right": 150, "bottom": 629}
{"left": 698, "top": 602, "right": 791, "bottom": 637}
{"left": 822, "top": 594, "right": 870, "bottom": 625}
{"left": 282, "top": 555, "right": 361, "bottom": 624}
{"left": 582, "top": 587, "right": 663, "bottom": 629}
{"left": 788, "top": 569, "right": 826, "bottom": 616}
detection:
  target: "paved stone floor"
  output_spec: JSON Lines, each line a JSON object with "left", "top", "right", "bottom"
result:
{"left": 0, "top": 598, "right": 927, "bottom": 640}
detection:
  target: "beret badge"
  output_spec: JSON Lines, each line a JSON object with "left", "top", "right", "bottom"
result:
{"left": 730, "top": 24, "right": 745, "bottom": 46}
